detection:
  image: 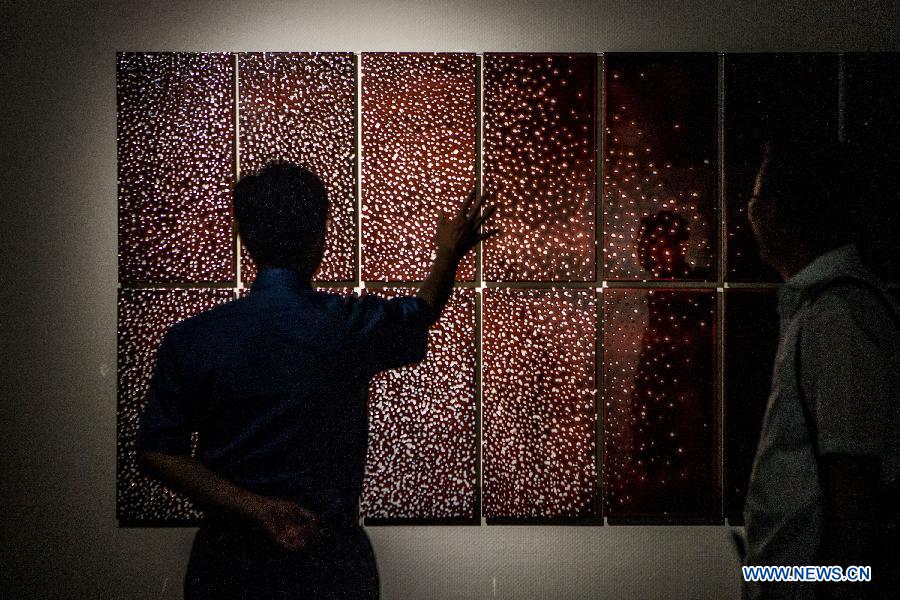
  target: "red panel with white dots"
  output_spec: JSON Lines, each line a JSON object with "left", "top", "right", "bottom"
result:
{"left": 482, "top": 54, "right": 597, "bottom": 281}
{"left": 603, "top": 54, "right": 717, "bottom": 281}
{"left": 238, "top": 52, "right": 358, "bottom": 284}
{"left": 117, "top": 53, "right": 235, "bottom": 285}
{"left": 482, "top": 288, "right": 598, "bottom": 519}
{"left": 360, "top": 53, "right": 477, "bottom": 282}
{"left": 603, "top": 289, "right": 718, "bottom": 520}
{"left": 361, "top": 288, "right": 477, "bottom": 520}
{"left": 117, "top": 288, "right": 234, "bottom": 523}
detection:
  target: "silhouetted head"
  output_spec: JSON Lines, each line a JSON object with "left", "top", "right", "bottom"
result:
{"left": 748, "top": 138, "right": 851, "bottom": 279}
{"left": 637, "top": 210, "right": 691, "bottom": 278}
{"left": 233, "top": 162, "right": 328, "bottom": 278}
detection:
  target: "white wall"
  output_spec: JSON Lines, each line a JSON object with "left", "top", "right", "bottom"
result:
{"left": 3, "top": 1, "right": 898, "bottom": 598}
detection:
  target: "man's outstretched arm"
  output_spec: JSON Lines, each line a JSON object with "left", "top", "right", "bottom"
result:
{"left": 416, "top": 190, "right": 498, "bottom": 321}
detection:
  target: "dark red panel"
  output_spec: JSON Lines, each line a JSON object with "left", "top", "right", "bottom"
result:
{"left": 483, "top": 54, "right": 597, "bottom": 281}
{"left": 361, "top": 288, "right": 477, "bottom": 519}
{"left": 117, "top": 288, "right": 233, "bottom": 523}
{"left": 604, "top": 54, "right": 717, "bottom": 281}
{"left": 725, "top": 54, "right": 838, "bottom": 282}
{"left": 603, "top": 289, "right": 717, "bottom": 519}
{"left": 844, "top": 53, "right": 900, "bottom": 282}
{"left": 117, "top": 53, "right": 235, "bottom": 284}
{"left": 238, "top": 53, "right": 357, "bottom": 284}
{"left": 724, "top": 290, "right": 779, "bottom": 524}
{"left": 482, "top": 288, "right": 598, "bottom": 518}
{"left": 361, "top": 53, "right": 476, "bottom": 281}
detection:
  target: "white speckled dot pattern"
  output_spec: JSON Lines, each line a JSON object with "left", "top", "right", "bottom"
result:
{"left": 238, "top": 52, "right": 357, "bottom": 284}
{"left": 482, "top": 288, "right": 598, "bottom": 518}
{"left": 117, "top": 53, "right": 235, "bottom": 284}
{"left": 361, "top": 53, "right": 477, "bottom": 281}
{"left": 117, "top": 288, "right": 233, "bottom": 523}
{"left": 603, "top": 54, "right": 717, "bottom": 281}
{"left": 361, "top": 288, "right": 477, "bottom": 519}
{"left": 483, "top": 54, "right": 597, "bottom": 282}
{"left": 603, "top": 289, "right": 717, "bottom": 519}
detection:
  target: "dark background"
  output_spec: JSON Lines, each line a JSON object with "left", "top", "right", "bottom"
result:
{"left": 3, "top": 1, "right": 899, "bottom": 598}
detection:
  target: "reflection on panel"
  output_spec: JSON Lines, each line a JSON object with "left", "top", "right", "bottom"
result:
{"left": 361, "top": 288, "right": 477, "bottom": 519}
{"left": 604, "top": 54, "right": 717, "bottom": 281}
{"left": 361, "top": 53, "right": 476, "bottom": 281}
{"left": 483, "top": 54, "right": 597, "bottom": 281}
{"left": 844, "top": 53, "right": 900, "bottom": 282}
{"left": 117, "top": 288, "right": 233, "bottom": 523}
{"left": 725, "top": 290, "right": 779, "bottom": 524}
{"left": 603, "top": 289, "right": 717, "bottom": 519}
{"left": 725, "top": 54, "right": 838, "bottom": 282}
{"left": 238, "top": 53, "right": 357, "bottom": 284}
{"left": 482, "top": 288, "right": 597, "bottom": 518}
{"left": 117, "top": 52, "right": 235, "bottom": 284}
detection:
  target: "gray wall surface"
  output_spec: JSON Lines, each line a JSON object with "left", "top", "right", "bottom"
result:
{"left": 2, "top": 1, "right": 898, "bottom": 598}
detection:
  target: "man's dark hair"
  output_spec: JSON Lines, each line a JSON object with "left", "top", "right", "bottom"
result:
{"left": 760, "top": 137, "right": 854, "bottom": 252}
{"left": 233, "top": 162, "right": 328, "bottom": 272}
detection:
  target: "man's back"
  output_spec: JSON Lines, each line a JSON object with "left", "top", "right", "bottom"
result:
{"left": 137, "top": 268, "right": 432, "bottom": 524}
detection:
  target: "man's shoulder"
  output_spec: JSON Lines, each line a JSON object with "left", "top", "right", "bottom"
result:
{"left": 165, "top": 295, "right": 247, "bottom": 341}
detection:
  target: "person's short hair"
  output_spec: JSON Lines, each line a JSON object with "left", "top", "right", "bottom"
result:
{"left": 639, "top": 210, "right": 690, "bottom": 244}
{"left": 760, "top": 136, "right": 853, "bottom": 251}
{"left": 233, "top": 162, "right": 328, "bottom": 270}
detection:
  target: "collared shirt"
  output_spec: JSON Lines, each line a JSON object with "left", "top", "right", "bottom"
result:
{"left": 743, "top": 244, "right": 900, "bottom": 599}
{"left": 136, "top": 268, "right": 433, "bottom": 524}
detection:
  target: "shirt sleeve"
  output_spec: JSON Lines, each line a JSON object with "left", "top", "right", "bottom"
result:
{"left": 344, "top": 293, "right": 434, "bottom": 375}
{"left": 800, "top": 284, "right": 895, "bottom": 456}
{"left": 135, "top": 327, "right": 195, "bottom": 456}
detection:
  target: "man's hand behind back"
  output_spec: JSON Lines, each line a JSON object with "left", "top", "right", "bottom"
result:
{"left": 252, "top": 496, "right": 323, "bottom": 552}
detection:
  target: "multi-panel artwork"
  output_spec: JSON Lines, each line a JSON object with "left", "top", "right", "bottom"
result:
{"left": 118, "top": 51, "right": 891, "bottom": 526}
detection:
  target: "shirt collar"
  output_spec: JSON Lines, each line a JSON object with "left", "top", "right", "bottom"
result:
{"left": 249, "top": 267, "right": 314, "bottom": 294}
{"left": 777, "top": 244, "right": 871, "bottom": 318}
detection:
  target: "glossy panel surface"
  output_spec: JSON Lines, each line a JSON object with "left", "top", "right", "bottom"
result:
{"left": 725, "top": 54, "right": 838, "bottom": 282}
{"left": 483, "top": 54, "right": 597, "bottom": 281}
{"left": 603, "top": 289, "right": 717, "bottom": 519}
{"left": 482, "top": 288, "right": 598, "bottom": 518}
{"left": 361, "top": 288, "right": 477, "bottom": 519}
{"left": 844, "top": 53, "right": 900, "bottom": 281}
{"left": 724, "top": 290, "right": 779, "bottom": 524}
{"left": 117, "top": 288, "right": 233, "bottom": 523}
{"left": 238, "top": 52, "right": 357, "bottom": 283}
{"left": 604, "top": 54, "right": 717, "bottom": 281}
{"left": 117, "top": 52, "right": 235, "bottom": 284}
{"left": 361, "top": 53, "right": 477, "bottom": 281}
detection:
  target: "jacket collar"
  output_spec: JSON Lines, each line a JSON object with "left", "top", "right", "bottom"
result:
{"left": 249, "top": 267, "right": 314, "bottom": 294}
{"left": 777, "top": 244, "right": 875, "bottom": 319}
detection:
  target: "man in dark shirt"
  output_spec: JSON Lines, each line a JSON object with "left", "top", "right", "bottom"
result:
{"left": 136, "top": 162, "right": 497, "bottom": 599}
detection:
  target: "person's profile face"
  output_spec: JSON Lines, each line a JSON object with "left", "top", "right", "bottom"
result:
{"left": 748, "top": 155, "right": 782, "bottom": 268}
